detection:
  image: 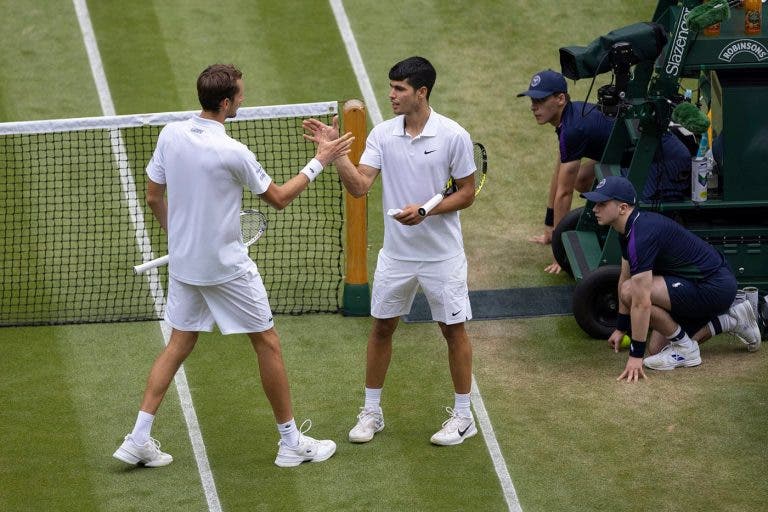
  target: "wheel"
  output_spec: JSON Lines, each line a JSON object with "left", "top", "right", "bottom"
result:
{"left": 552, "top": 207, "right": 584, "bottom": 277}
{"left": 572, "top": 265, "right": 621, "bottom": 339}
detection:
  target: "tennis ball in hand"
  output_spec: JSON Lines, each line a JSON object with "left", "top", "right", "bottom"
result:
{"left": 620, "top": 335, "right": 631, "bottom": 349}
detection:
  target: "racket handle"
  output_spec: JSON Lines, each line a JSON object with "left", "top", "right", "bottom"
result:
{"left": 418, "top": 193, "right": 443, "bottom": 217}
{"left": 133, "top": 254, "right": 169, "bottom": 274}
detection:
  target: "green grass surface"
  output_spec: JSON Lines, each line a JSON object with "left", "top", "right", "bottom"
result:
{"left": 1, "top": 318, "right": 766, "bottom": 511}
{"left": 1, "top": 1, "right": 767, "bottom": 511}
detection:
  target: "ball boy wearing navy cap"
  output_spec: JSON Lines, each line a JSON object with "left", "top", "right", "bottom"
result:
{"left": 516, "top": 69, "right": 568, "bottom": 99}
{"left": 520, "top": 69, "right": 690, "bottom": 275}
{"left": 581, "top": 175, "right": 637, "bottom": 205}
{"left": 583, "top": 176, "right": 760, "bottom": 382}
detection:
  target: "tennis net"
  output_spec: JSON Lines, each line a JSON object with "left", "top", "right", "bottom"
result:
{"left": 0, "top": 101, "right": 343, "bottom": 326}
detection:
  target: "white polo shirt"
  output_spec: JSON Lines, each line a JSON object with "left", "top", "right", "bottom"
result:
{"left": 360, "top": 109, "right": 475, "bottom": 261}
{"left": 146, "top": 115, "right": 272, "bottom": 285}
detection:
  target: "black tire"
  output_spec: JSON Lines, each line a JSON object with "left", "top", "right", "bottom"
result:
{"left": 552, "top": 207, "right": 584, "bottom": 277}
{"left": 572, "top": 265, "right": 621, "bottom": 339}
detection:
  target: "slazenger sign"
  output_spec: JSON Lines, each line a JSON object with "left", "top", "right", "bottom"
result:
{"left": 665, "top": 6, "right": 690, "bottom": 76}
{"left": 718, "top": 39, "right": 768, "bottom": 63}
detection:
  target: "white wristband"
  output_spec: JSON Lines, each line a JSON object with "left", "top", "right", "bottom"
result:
{"left": 300, "top": 158, "right": 324, "bottom": 182}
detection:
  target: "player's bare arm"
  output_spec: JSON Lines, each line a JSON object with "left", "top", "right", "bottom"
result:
{"left": 335, "top": 159, "right": 379, "bottom": 198}
{"left": 146, "top": 179, "right": 168, "bottom": 232}
{"left": 423, "top": 174, "right": 475, "bottom": 216}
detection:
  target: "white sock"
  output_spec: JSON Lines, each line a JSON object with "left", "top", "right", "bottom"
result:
{"left": 364, "top": 387, "right": 382, "bottom": 411}
{"left": 131, "top": 410, "right": 154, "bottom": 445}
{"left": 454, "top": 392, "right": 471, "bottom": 418}
{"left": 667, "top": 326, "right": 693, "bottom": 350}
{"left": 277, "top": 418, "right": 300, "bottom": 447}
{"left": 718, "top": 312, "right": 736, "bottom": 332}
{"left": 707, "top": 321, "right": 717, "bottom": 338}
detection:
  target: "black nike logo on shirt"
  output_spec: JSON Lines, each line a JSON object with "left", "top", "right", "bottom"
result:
{"left": 451, "top": 310, "right": 461, "bottom": 316}
{"left": 424, "top": 149, "right": 437, "bottom": 154}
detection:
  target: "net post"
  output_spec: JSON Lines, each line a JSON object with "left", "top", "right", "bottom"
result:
{"left": 341, "top": 99, "right": 370, "bottom": 316}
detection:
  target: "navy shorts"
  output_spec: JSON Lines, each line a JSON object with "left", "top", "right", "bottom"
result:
{"left": 665, "top": 267, "right": 737, "bottom": 335}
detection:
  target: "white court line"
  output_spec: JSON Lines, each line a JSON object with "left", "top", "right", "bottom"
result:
{"left": 329, "top": 2, "right": 522, "bottom": 510}
{"left": 328, "top": 0, "right": 383, "bottom": 125}
{"left": 72, "top": 2, "right": 222, "bottom": 511}
{"left": 472, "top": 376, "right": 523, "bottom": 512}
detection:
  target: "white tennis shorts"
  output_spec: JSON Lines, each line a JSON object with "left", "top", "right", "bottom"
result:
{"left": 165, "top": 267, "right": 275, "bottom": 334}
{"left": 370, "top": 250, "right": 472, "bottom": 324}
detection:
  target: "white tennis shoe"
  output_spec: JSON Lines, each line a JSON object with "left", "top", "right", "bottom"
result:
{"left": 113, "top": 435, "right": 173, "bottom": 467}
{"left": 348, "top": 407, "right": 385, "bottom": 443}
{"left": 430, "top": 407, "right": 477, "bottom": 446}
{"left": 274, "top": 420, "right": 336, "bottom": 467}
{"left": 643, "top": 341, "right": 702, "bottom": 370}
{"left": 727, "top": 300, "right": 761, "bottom": 352}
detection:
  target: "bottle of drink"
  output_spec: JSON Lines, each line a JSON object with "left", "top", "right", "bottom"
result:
{"left": 745, "top": 0, "right": 762, "bottom": 35}
{"left": 692, "top": 130, "right": 710, "bottom": 202}
{"left": 703, "top": 0, "right": 721, "bottom": 36}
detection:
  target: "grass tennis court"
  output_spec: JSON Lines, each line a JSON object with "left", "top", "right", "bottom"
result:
{"left": 1, "top": 1, "right": 767, "bottom": 511}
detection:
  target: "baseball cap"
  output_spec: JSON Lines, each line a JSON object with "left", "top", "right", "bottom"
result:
{"left": 517, "top": 69, "right": 568, "bottom": 99}
{"left": 580, "top": 176, "right": 637, "bottom": 205}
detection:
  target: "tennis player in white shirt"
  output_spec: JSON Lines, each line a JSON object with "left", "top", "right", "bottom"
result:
{"left": 304, "top": 56, "right": 478, "bottom": 446}
{"left": 113, "top": 64, "right": 354, "bottom": 468}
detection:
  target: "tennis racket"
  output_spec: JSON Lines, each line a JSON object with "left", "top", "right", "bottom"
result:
{"left": 417, "top": 141, "right": 488, "bottom": 216}
{"left": 133, "top": 209, "right": 268, "bottom": 274}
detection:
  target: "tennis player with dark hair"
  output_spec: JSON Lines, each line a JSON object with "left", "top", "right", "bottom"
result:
{"left": 113, "top": 64, "right": 354, "bottom": 467}
{"left": 519, "top": 69, "right": 691, "bottom": 274}
{"left": 304, "top": 56, "right": 478, "bottom": 446}
{"left": 582, "top": 176, "right": 760, "bottom": 383}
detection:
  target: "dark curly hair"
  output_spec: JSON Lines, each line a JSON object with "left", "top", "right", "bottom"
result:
{"left": 389, "top": 56, "right": 436, "bottom": 99}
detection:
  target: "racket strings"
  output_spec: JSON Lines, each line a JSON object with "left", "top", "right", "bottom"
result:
{"left": 440, "top": 141, "right": 486, "bottom": 197}
{"left": 241, "top": 211, "right": 267, "bottom": 245}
